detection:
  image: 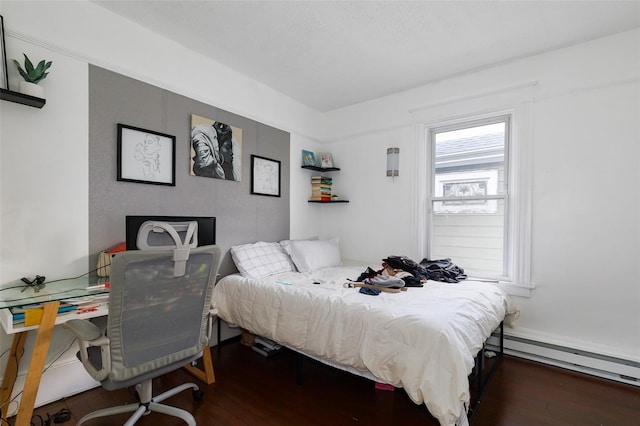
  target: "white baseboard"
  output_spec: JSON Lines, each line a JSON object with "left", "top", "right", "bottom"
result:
{"left": 486, "top": 331, "right": 640, "bottom": 387}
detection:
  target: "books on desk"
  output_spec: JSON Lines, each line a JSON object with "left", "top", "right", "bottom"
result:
{"left": 10, "top": 303, "right": 77, "bottom": 326}
{"left": 10, "top": 294, "right": 109, "bottom": 326}
{"left": 251, "top": 336, "right": 284, "bottom": 357}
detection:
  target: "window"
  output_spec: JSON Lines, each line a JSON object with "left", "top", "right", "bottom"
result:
{"left": 415, "top": 107, "right": 533, "bottom": 297}
{"left": 429, "top": 116, "right": 509, "bottom": 278}
{"left": 411, "top": 83, "right": 536, "bottom": 296}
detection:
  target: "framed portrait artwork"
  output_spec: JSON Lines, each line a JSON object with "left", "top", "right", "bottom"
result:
{"left": 301, "top": 149, "right": 316, "bottom": 167}
{"left": 190, "top": 114, "right": 242, "bottom": 181}
{"left": 0, "top": 15, "right": 8, "bottom": 90}
{"left": 251, "top": 155, "right": 281, "bottom": 197}
{"left": 117, "top": 124, "right": 176, "bottom": 186}
{"left": 319, "top": 152, "right": 334, "bottom": 168}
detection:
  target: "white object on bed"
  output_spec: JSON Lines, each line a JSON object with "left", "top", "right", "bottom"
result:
{"left": 213, "top": 265, "right": 513, "bottom": 426}
{"left": 280, "top": 237, "right": 342, "bottom": 272}
{"left": 230, "top": 241, "right": 295, "bottom": 279}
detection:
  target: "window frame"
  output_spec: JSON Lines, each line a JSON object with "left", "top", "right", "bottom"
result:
{"left": 429, "top": 114, "right": 511, "bottom": 280}
{"left": 412, "top": 93, "right": 535, "bottom": 297}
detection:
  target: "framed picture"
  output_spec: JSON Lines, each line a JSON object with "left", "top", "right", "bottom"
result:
{"left": 117, "top": 124, "right": 176, "bottom": 186}
{"left": 319, "top": 152, "right": 334, "bottom": 168}
{"left": 301, "top": 149, "right": 316, "bottom": 167}
{"left": 251, "top": 155, "right": 281, "bottom": 197}
{"left": 190, "top": 114, "right": 242, "bottom": 181}
{"left": 0, "top": 15, "right": 8, "bottom": 90}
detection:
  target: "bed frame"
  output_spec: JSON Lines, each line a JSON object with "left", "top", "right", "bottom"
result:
{"left": 468, "top": 321, "right": 504, "bottom": 421}
{"left": 293, "top": 321, "right": 504, "bottom": 424}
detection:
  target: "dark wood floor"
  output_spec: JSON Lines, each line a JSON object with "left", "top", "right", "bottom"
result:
{"left": 23, "top": 339, "right": 640, "bottom": 425}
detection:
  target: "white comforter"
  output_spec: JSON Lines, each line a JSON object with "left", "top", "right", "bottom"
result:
{"left": 212, "top": 266, "right": 512, "bottom": 426}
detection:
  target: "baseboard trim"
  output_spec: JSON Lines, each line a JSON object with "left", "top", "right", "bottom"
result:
{"left": 486, "top": 334, "right": 640, "bottom": 387}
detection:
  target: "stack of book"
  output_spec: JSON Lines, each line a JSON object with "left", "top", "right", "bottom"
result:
{"left": 251, "top": 336, "right": 284, "bottom": 357}
{"left": 10, "top": 303, "right": 77, "bottom": 326}
{"left": 310, "top": 175, "right": 332, "bottom": 201}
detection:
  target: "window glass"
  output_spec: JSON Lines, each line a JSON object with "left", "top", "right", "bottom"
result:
{"left": 430, "top": 117, "right": 508, "bottom": 278}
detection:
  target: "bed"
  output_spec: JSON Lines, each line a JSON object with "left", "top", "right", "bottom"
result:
{"left": 212, "top": 239, "right": 517, "bottom": 426}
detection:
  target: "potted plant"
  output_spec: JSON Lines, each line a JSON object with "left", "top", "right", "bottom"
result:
{"left": 13, "top": 53, "right": 52, "bottom": 98}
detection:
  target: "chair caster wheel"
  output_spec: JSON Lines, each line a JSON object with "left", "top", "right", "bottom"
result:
{"left": 193, "top": 389, "right": 205, "bottom": 401}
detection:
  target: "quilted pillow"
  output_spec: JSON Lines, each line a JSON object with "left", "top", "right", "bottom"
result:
{"left": 282, "top": 238, "right": 341, "bottom": 273}
{"left": 230, "top": 241, "right": 296, "bottom": 279}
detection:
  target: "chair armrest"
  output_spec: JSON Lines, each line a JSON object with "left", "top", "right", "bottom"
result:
{"left": 64, "top": 319, "right": 102, "bottom": 341}
{"left": 64, "top": 319, "right": 111, "bottom": 381}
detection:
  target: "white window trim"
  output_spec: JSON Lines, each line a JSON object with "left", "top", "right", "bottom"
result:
{"left": 410, "top": 82, "right": 537, "bottom": 297}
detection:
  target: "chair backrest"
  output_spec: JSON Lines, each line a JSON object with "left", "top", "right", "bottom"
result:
{"left": 106, "top": 244, "right": 220, "bottom": 382}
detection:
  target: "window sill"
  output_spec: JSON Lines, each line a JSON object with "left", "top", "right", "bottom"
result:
{"left": 498, "top": 281, "right": 535, "bottom": 298}
{"left": 468, "top": 278, "right": 534, "bottom": 297}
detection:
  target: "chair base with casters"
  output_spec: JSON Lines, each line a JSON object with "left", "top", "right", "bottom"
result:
{"left": 72, "top": 348, "right": 205, "bottom": 426}
{"left": 78, "top": 380, "right": 201, "bottom": 426}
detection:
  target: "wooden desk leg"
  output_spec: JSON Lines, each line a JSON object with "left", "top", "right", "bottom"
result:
{"left": 0, "top": 332, "right": 27, "bottom": 420}
{"left": 183, "top": 346, "right": 215, "bottom": 385}
{"left": 14, "top": 301, "right": 59, "bottom": 426}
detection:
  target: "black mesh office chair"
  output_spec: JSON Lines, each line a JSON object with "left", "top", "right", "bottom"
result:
{"left": 65, "top": 222, "right": 220, "bottom": 425}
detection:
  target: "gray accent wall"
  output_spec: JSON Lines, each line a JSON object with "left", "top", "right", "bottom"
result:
{"left": 88, "top": 66, "right": 290, "bottom": 276}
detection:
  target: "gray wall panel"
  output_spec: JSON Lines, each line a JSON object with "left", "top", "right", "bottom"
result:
{"left": 89, "top": 66, "right": 290, "bottom": 276}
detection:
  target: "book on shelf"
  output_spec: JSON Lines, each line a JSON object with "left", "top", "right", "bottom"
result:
{"left": 310, "top": 174, "right": 333, "bottom": 201}
{"left": 10, "top": 302, "right": 78, "bottom": 325}
{"left": 311, "top": 176, "right": 332, "bottom": 183}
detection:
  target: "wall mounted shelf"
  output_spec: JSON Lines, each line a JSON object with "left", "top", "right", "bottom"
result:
{"left": 302, "top": 163, "right": 348, "bottom": 203}
{"left": 0, "top": 88, "right": 46, "bottom": 108}
{"left": 301, "top": 165, "right": 341, "bottom": 172}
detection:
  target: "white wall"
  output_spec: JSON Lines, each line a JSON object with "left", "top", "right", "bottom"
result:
{"left": 0, "top": 0, "right": 323, "bottom": 412}
{"left": 318, "top": 29, "right": 640, "bottom": 362}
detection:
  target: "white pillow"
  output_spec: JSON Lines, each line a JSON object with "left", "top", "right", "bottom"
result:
{"left": 283, "top": 238, "right": 341, "bottom": 272}
{"left": 279, "top": 236, "right": 318, "bottom": 253}
{"left": 230, "top": 241, "right": 296, "bottom": 279}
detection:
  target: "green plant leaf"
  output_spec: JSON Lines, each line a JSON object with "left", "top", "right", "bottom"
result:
{"left": 24, "top": 54, "right": 34, "bottom": 74}
{"left": 14, "top": 54, "right": 52, "bottom": 83}
{"left": 12, "top": 59, "right": 29, "bottom": 81}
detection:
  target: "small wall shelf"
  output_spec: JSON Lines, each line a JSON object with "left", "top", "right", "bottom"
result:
{"left": 301, "top": 165, "right": 341, "bottom": 172}
{"left": 0, "top": 88, "right": 46, "bottom": 108}
{"left": 302, "top": 163, "right": 348, "bottom": 203}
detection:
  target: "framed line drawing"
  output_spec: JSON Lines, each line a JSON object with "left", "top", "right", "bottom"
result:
{"left": 117, "top": 124, "right": 176, "bottom": 186}
{"left": 251, "top": 155, "right": 281, "bottom": 197}
{"left": 0, "top": 15, "right": 8, "bottom": 90}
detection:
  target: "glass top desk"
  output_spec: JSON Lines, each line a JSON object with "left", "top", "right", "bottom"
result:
{"left": 0, "top": 274, "right": 109, "bottom": 426}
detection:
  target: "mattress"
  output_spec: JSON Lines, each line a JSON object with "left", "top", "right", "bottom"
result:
{"left": 212, "top": 265, "right": 513, "bottom": 425}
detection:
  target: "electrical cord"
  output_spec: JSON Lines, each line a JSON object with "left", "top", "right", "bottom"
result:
{"left": 5, "top": 337, "right": 77, "bottom": 422}
{"left": 0, "top": 269, "right": 99, "bottom": 297}
{"left": 1, "top": 269, "right": 102, "bottom": 304}
{"left": 30, "top": 408, "right": 72, "bottom": 425}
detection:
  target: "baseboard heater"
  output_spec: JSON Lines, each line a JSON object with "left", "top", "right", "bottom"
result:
{"left": 485, "top": 334, "right": 640, "bottom": 387}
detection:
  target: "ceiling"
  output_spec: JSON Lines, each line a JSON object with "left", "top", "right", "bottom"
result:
{"left": 92, "top": 1, "right": 640, "bottom": 112}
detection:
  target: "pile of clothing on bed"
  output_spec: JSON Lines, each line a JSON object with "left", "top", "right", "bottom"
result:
{"left": 355, "top": 255, "right": 468, "bottom": 291}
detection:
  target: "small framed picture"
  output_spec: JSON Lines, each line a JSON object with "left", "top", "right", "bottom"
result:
{"left": 319, "top": 152, "right": 334, "bottom": 168}
{"left": 301, "top": 149, "right": 316, "bottom": 167}
{"left": 117, "top": 124, "right": 176, "bottom": 186}
{"left": 0, "top": 15, "right": 9, "bottom": 90}
{"left": 251, "top": 155, "right": 281, "bottom": 197}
